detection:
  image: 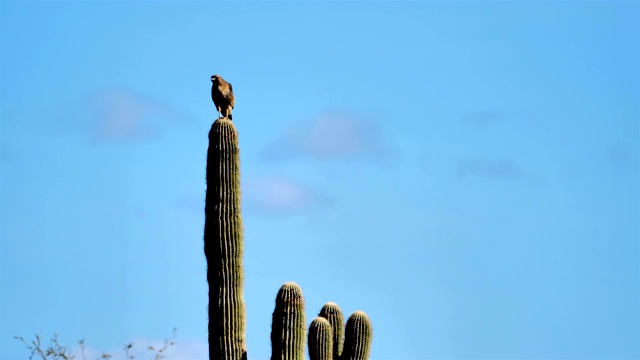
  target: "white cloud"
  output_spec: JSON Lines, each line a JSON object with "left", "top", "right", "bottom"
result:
{"left": 607, "top": 143, "right": 639, "bottom": 172}
{"left": 261, "top": 112, "right": 390, "bottom": 162}
{"left": 84, "top": 87, "right": 190, "bottom": 142}
{"left": 243, "top": 176, "right": 331, "bottom": 215}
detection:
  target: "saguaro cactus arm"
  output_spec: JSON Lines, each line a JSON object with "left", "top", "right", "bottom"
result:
{"left": 308, "top": 317, "right": 333, "bottom": 360}
{"left": 318, "top": 302, "right": 345, "bottom": 360}
{"left": 341, "top": 311, "right": 373, "bottom": 360}
{"left": 271, "top": 282, "right": 306, "bottom": 360}
{"left": 312, "top": 303, "right": 372, "bottom": 360}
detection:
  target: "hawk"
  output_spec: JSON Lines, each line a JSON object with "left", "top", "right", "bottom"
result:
{"left": 211, "top": 74, "right": 235, "bottom": 120}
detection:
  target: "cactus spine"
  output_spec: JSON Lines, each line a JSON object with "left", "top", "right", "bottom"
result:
{"left": 204, "top": 118, "right": 247, "bottom": 360}
{"left": 271, "top": 282, "right": 306, "bottom": 360}
{"left": 308, "top": 317, "right": 333, "bottom": 360}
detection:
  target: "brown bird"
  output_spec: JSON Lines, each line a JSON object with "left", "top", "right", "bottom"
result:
{"left": 211, "top": 74, "right": 235, "bottom": 120}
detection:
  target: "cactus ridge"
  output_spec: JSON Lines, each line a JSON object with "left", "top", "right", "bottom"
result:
{"left": 271, "top": 282, "right": 306, "bottom": 360}
{"left": 309, "top": 317, "right": 333, "bottom": 360}
{"left": 205, "top": 118, "right": 246, "bottom": 360}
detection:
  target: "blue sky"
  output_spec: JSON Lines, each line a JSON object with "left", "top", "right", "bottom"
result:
{"left": 1, "top": 1, "right": 638, "bottom": 359}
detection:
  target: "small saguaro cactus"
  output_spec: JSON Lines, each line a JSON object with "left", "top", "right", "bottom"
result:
{"left": 271, "top": 282, "right": 306, "bottom": 360}
{"left": 308, "top": 317, "right": 333, "bottom": 360}
{"left": 319, "top": 302, "right": 344, "bottom": 360}
{"left": 342, "top": 311, "right": 373, "bottom": 360}
{"left": 269, "top": 289, "right": 374, "bottom": 360}
{"left": 310, "top": 303, "right": 372, "bottom": 360}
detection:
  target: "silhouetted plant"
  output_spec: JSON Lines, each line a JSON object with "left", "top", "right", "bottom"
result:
{"left": 15, "top": 328, "right": 177, "bottom": 360}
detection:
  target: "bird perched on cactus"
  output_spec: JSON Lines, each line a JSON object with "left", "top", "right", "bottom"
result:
{"left": 211, "top": 74, "right": 235, "bottom": 120}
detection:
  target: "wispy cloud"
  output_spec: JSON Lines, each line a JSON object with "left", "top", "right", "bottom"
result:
{"left": 93, "top": 336, "right": 207, "bottom": 360}
{"left": 607, "top": 143, "right": 639, "bottom": 172}
{"left": 261, "top": 112, "right": 391, "bottom": 162}
{"left": 243, "top": 176, "right": 331, "bottom": 216}
{"left": 173, "top": 177, "right": 329, "bottom": 217}
{"left": 83, "top": 87, "right": 190, "bottom": 142}
{"left": 457, "top": 158, "right": 524, "bottom": 181}
{"left": 461, "top": 109, "right": 522, "bottom": 130}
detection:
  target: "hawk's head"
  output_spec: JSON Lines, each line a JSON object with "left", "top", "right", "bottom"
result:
{"left": 211, "top": 75, "right": 220, "bottom": 83}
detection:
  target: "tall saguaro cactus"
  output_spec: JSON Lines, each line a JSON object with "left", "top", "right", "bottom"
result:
{"left": 204, "top": 118, "right": 247, "bottom": 360}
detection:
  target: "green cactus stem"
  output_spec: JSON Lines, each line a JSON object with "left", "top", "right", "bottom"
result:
{"left": 204, "top": 118, "right": 247, "bottom": 360}
{"left": 318, "top": 302, "right": 344, "bottom": 360}
{"left": 271, "top": 282, "right": 306, "bottom": 360}
{"left": 308, "top": 317, "right": 333, "bottom": 360}
{"left": 341, "top": 311, "right": 373, "bottom": 360}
